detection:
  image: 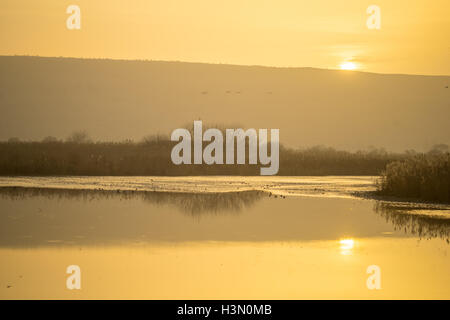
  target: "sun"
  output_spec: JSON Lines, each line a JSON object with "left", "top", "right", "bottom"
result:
{"left": 340, "top": 61, "right": 357, "bottom": 70}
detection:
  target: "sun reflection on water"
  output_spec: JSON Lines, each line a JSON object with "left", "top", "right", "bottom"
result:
{"left": 339, "top": 238, "right": 355, "bottom": 255}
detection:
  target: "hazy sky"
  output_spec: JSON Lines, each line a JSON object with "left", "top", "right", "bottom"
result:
{"left": 1, "top": 0, "right": 449, "bottom": 75}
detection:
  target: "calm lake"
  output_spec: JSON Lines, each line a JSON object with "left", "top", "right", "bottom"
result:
{"left": 0, "top": 176, "right": 449, "bottom": 299}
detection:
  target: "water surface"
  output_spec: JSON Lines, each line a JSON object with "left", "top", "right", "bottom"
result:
{"left": 0, "top": 176, "right": 448, "bottom": 299}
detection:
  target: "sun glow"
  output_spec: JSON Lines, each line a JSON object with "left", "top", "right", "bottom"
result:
{"left": 340, "top": 62, "right": 357, "bottom": 70}
{"left": 339, "top": 238, "right": 355, "bottom": 255}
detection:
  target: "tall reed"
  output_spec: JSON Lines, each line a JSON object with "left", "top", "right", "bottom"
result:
{"left": 378, "top": 153, "right": 450, "bottom": 203}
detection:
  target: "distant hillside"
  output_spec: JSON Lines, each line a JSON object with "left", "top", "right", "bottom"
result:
{"left": 0, "top": 56, "right": 449, "bottom": 151}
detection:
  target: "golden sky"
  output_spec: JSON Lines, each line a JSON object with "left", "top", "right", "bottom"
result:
{"left": 1, "top": 0, "right": 449, "bottom": 75}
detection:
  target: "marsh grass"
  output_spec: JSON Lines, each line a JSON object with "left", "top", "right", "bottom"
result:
{"left": 378, "top": 153, "right": 450, "bottom": 203}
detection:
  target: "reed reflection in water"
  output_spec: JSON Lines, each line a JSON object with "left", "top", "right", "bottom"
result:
{"left": 0, "top": 187, "right": 264, "bottom": 216}
{"left": 374, "top": 202, "right": 450, "bottom": 242}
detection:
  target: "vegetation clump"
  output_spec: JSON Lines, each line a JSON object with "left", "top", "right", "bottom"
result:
{"left": 378, "top": 153, "right": 450, "bottom": 203}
